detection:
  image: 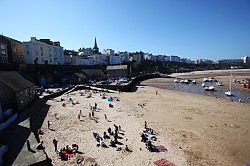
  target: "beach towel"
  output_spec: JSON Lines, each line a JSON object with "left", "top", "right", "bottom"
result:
{"left": 155, "top": 145, "right": 168, "bottom": 152}
{"left": 154, "top": 159, "right": 175, "bottom": 166}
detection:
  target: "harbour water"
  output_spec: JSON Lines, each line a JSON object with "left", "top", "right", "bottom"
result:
{"left": 142, "top": 79, "right": 250, "bottom": 103}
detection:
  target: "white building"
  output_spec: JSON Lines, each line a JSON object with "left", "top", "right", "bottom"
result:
{"left": 118, "top": 51, "right": 130, "bottom": 63}
{"left": 131, "top": 53, "right": 142, "bottom": 64}
{"left": 79, "top": 47, "right": 94, "bottom": 56}
{"left": 103, "top": 49, "right": 115, "bottom": 55}
{"left": 170, "top": 55, "right": 180, "bottom": 63}
{"left": 180, "top": 58, "right": 193, "bottom": 64}
{"left": 92, "top": 54, "right": 108, "bottom": 65}
{"left": 217, "top": 59, "right": 242, "bottom": 64}
{"left": 109, "top": 55, "right": 122, "bottom": 65}
{"left": 23, "top": 37, "right": 64, "bottom": 65}
{"left": 241, "top": 56, "right": 250, "bottom": 64}
{"left": 143, "top": 53, "right": 153, "bottom": 60}
{"left": 83, "top": 57, "right": 95, "bottom": 65}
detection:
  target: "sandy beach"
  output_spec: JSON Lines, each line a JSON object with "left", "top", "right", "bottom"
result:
{"left": 36, "top": 74, "right": 250, "bottom": 166}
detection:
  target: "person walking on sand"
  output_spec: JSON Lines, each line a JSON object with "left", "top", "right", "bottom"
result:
{"left": 53, "top": 139, "right": 58, "bottom": 152}
{"left": 145, "top": 121, "right": 147, "bottom": 129}
{"left": 78, "top": 114, "right": 81, "bottom": 120}
{"left": 104, "top": 114, "right": 107, "bottom": 120}
{"left": 48, "top": 121, "right": 51, "bottom": 129}
{"left": 79, "top": 110, "right": 82, "bottom": 116}
{"left": 27, "top": 139, "right": 31, "bottom": 151}
{"left": 92, "top": 111, "right": 94, "bottom": 117}
{"left": 95, "top": 103, "right": 97, "bottom": 109}
{"left": 155, "top": 90, "right": 158, "bottom": 95}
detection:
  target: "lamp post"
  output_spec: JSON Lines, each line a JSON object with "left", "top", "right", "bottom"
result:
{"left": 129, "top": 57, "right": 133, "bottom": 76}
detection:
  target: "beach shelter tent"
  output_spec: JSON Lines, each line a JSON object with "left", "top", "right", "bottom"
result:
{"left": 107, "top": 97, "right": 113, "bottom": 102}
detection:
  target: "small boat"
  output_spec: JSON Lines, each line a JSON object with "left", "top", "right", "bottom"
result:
{"left": 204, "top": 86, "right": 214, "bottom": 91}
{"left": 225, "top": 73, "right": 233, "bottom": 96}
{"left": 201, "top": 83, "right": 206, "bottom": 87}
{"left": 184, "top": 79, "right": 189, "bottom": 84}
{"left": 216, "top": 82, "right": 223, "bottom": 86}
{"left": 204, "top": 78, "right": 213, "bottom": 82}
{"left": 174, "top": 79, "right": 179, "bottom": 83}
{"left": 180, "top": 80, "right": 184, "bottom": 83}
{"left": 192, "top": 80, "right": 196, "bottom": 84}
{"left": 225, "top": 91, "right": 232, "bottom": 96}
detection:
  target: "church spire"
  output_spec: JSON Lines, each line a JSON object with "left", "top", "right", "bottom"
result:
{"left": 94, "top": 37, "right": 98, "bottom": 48}
{"left": 93, "top": 37, "right": 99, "bottom": 54}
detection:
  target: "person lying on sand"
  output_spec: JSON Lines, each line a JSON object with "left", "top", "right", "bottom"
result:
{"left": 109, "top": 103, "right": 113, "bottom": 108}
{"left": 141, "top": 133, "right": 147, "bottom": 143}
{"left": 103, "top": 132, "right": 110, "bottom": 139}
{"left": 125, "top": 145, "right": 132, "bottom": 152}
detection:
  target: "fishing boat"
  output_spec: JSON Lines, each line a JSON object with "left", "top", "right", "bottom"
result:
{"left": 204, "top": 78, "right": 213, "bottom": 82}
{"left": 216, "top": 81, "right": 223, "bottom": 86}
{"left": 174, "top": 79, "right": 179, "bottom": 83}
{"left": 180, "top": 80, "right": 184, "bottom": 83}
{"left": 225, "top": 74, "right": 233, "bottom": 96}
{"left": 201, "top": 83, "right": 206, "bottom": 87}
{"left": 204, "top": 86, "right": 215, "bottom": 91}
{"left": 184, "top": 79, "right": 189, "bottom": 84}
{"left": 192, "top": 80, "right": 196, "bottom": 84}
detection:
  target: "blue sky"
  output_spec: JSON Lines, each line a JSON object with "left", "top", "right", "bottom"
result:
{"left": 1, "top": 0, "right": 250, "bottom": 60}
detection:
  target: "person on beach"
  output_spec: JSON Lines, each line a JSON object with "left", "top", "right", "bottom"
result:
{"left": 37, "top": 128, "right": 44, "bottom": 135}
{"left": 118, "top": 125, "right": 121, "bottom": 131}
{"left": 141, "top": 133, "right": 147, "bottom": 142}
{"left": 79, "top": 110, "right": 82, "bottom": 116}
{"left": 145, "top": 121, "right": 147, "bottom": 129}
{"left": 103, "top": 132, "right": 110, "bottom": 139}
{"left": 104, "top": 114, "right": 107, "bottom": 120}
{"left": 48, "top": 121, "right": 51, "bottom": 129}
{"left": 89, "top": 112, "right": 91, "bottom": 118}
{"left": 53, "top": 139, "right": 58, "bottom": 152}
{"left": 114, "top": 132, "right": 118, "bottom": 143}
{"left": 108, "top": 127, "right": 112, "bottom": 135}
{"left": 27, "top": 140, "right": 32, "bottom": 151}
{"left": 78, "top": 114, "right": 81, "bottom": 120}
{"left": 94, "top": 103, "right": 97, "bottom": 109}
{"left": 92, "top": 111, "right": 94, "bottom": 117}
{"left": 114, "top": 124, "right": 118, "bottom": 131}
{"left": 155, "top": 90, "right": 158, "bottom": 95}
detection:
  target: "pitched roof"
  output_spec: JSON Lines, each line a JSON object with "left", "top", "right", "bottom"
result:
{"left": 73, "top": 73, "right": 87, "bottom": 78}
{"left": 81, "top": 69, "right": 104, "bottom": 75}
{"left": 106, "top": 65, "right": 127, "bottom": 70}
{"left": 0, "top": 71, "right": 34, "bottom": 92}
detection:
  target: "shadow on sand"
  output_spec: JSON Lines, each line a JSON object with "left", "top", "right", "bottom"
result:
{"left": 0, "top": 98, "right": 51, "bottom": 166}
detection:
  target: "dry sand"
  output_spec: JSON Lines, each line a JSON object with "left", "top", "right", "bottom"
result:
{"left": 38, "top": 70, "right": 250, "bottom": 166}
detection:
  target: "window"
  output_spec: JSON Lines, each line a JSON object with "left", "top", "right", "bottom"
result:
{"left": 40, "top": 47, "right": 43, "bottom": 51}
{"left": 0, "top": 44, "right": 5, "bottom": 49}
{"left": 1, "top": 51, "right": 6, "bottom": 54}
{"left": 50, "top": 59, "right": 52, "bottom": 62}
{"left": 27, "top": 51, "right": 29, "bottom": 54}
{"left": 41, "top": 52, "right": 43, "bottom": 56}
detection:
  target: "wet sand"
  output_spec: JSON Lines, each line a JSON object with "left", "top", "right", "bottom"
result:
{"left": 38, "top": 80, "right": 250, "bottom": 165}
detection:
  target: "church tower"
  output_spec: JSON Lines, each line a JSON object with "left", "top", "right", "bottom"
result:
{"left": 93, "top": 37, "right": 99, "bottom": 54}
